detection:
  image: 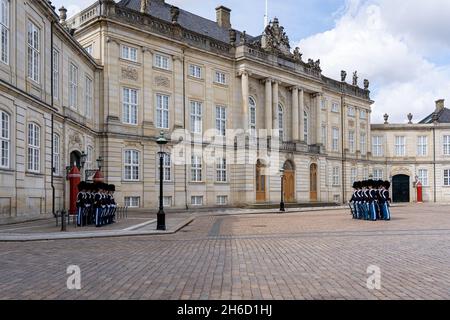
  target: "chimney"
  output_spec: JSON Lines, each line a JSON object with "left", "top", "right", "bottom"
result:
{"left": 59, "top": 6, "right": 67, "bottom": 24}
{"left": 436, "top": 99, "right": 445, "bottom": 112}
{"left": 216, "top": 6, "right": 231, "bottom": 29}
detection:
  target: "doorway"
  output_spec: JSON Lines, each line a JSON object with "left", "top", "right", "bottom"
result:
{"left": 256, "top": 160, "right": 267, "bottom": 202}
{"left": 283, "top": 161, "right": 295, "bottom": 203}
{"left": 310, "top": 163, "right": 318, "bottom": 202}
{"left": 70, "top": 150, "right": 82, "bottom": 169}
{"left": 392, "top": 174, "right": 410, "bottom": 203}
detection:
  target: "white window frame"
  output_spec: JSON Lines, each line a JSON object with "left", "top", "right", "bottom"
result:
{"left": 215, "top": 106, "right": 226, "bottom": 136}
{"left": 27, "top": 21, "right": 40, "bottom": 83}
{"left": 304, "top": 111, "right": 309, "bottom": 143}
{"left": 332, "top": 167, "right": 340, "bottom": 186}
{"left": 27, "top": 122, "right": 40, "bottom": 172}
{"left": 360, "top": 133, "right": 366, "bottom": 155}
{"left": 321, "top": 125, "right": 327, "bottom": 146}
{"left": 347, "top": 106, "right": 355, "bottom": 117}
{"left": 53, "top": 133, "right": 60, "bottom": 176}
{"left": 163, "top": 196, "right": 172, "bottom": 208}
{"left": 444, "top": 169, "right": 450, "bottom": 186}
{"left": 321, "top": 98, "right": 327, "bottom": 110}
{"left": 191, "top": 196, "right": 203, "bottom": 206}
{"left": 360, "top": 109, "right": 367, "bottom": 120}
{"left": 348, "top": 131, "right": 355, "bottom": 153}
{"left": 217, "top": 195, "right": 228, "bottom": 205}
{"left": 124, "top": 150, "right": 140, "bottom": 181}
{"left": 156, "top": 94, "right": 169, "bottom": 129}
{"left": 249, "top": 97, "right": 256, "bottom": 135}
{"left": 278, "top": 104, "right": 284, "bottom": 141}
{"left": 0, "top": 110, "right": 9, "bottom": 168}
{"left": 373, "top": 169, "right": 383, "bottom": 180}
{"left": 124, "top": 196, "right": 140, "bottom": 208}
{"left": 189, "top": 64, "right": 202, "bottom": 78}
{"left": 69, "top": 63, "right": 78, "bottom": 109}
{"left": 121, "top": 45, "right": 137, "bottom": 62}
{"left": 52, "top": 49, "right": 59, "bottom": 100}
{"left": 395, "top": 136, "right": 406, "bottom": 157}
{"left": 191, "top": 155, "right": 202, "bottom": 182}
{"left": 158, "top": 153, "right": 171, "bottom": 182}
{"left": 154, "top": 53, "right": 170, "bottom": 70}
{"left": 215, "top": 71, "right": 226, "bottom": 85}
{"left": 443, "top": 135, "right": 450, "bottom": 156}
{"left": 331, "top": 102, "right": 339, "bottom": 113}
{"left": 85, "top": 76, "right": 93, "bottom": 118}
{"left": 216, "top": 158, "right": 227, "bottom": 183}
{"left": 417, "top": 136, "right": 428, "bottom": 156}
{"left": 190, "top": 101, "right": 203, "bottom": 134}
{"left": 122, "top": 88, "right": 138, "bottom": 125}
{"left": 332, "top": 128, "right": 339, "bottom": 152}
{"left": 418, "top": 169, "right": 428, "bottom": 186}
{"left": 372, "top": 136, "right": 384, "bottom": 157}
{"left": 0, "top": 0, "right": 9, "bottom": 65}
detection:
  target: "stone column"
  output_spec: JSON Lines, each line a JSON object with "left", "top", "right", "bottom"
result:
{"left": 315, "top": 93, "right": 322, "bottom": 145}
{"left": 265, "top": 79, "right": 273, "bottom": 132}
{"left": 299, "top": 88, "right": 305, "bottom": 142}
{"left": 291, "top": 86, "right": 299, "bottom": 141}
{"left": 241, "top": 71, "right": 249, "bottom": 131}
{"left": 272, "top": 81, "right": 279, "bottom": 132}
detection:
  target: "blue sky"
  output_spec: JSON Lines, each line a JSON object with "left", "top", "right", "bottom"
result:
{"left": 51, "top": 0, "right": 450, "bottom": 123}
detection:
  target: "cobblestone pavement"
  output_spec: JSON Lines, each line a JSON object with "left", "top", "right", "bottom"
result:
{"left": 0, "top": 204, "right": 449, "bottom": 300}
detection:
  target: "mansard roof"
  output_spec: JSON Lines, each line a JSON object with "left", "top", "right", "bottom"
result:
{"left": 419, "top": 108, "right": 450, "bottom": 124}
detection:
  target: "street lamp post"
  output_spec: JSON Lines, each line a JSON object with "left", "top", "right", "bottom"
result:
{"left": 156, "top": 131, "right": 168, "bottom": 230}
{"left": 280, "top": 169, "right": 285, "bottom": 212}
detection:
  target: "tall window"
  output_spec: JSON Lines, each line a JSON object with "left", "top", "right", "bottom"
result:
{"left": 215, "top": 106, "right": 226, "bottom": 136}
{"left": 350, "top": 168, "right": 357, "bottom": 184}
{"left": 216, "top": 158, "right": 227, "bottom": 182}
{"left": 249, "top": 97, "right": 256, "bottom": 135}
{"left": 189, "top": 64, "right": 202, "bottom": 78}
{"left": 332, "top": 167, "right": 340, "bottom": 186}
{"left": 347, "top": 106, "right": 355, "bottom": 117}
{"left": 304, "top": 111, "right": 309, "bottom": 143}
{"left": 278, "top": 105, "right": 284, "bottom": 141}
{"left": 52, "top": 49, "right": 59, "bottom": 99}
{"left": 123, "top": 88, "right": 138, "bottom": 125}
{"left": 321, "top": 125, "right": 327, "bottom": 146}
{"left": 363, "top": 167, "right": 369, "bottom": 180}
{"left": 331, "top": 102, "right": 339, "bottom": 113}
{"left": 155, "top": 54, "right": 170, "bottom": 70}
{"left": 85, "top": 76, "right": 93, "bottom": 118}
{"left": 360, "top": 133, "right": 366, "bottom": 155}
{"left": 0, "top": 0, "right": 8, "bottom": 64}
{"left": 360, "top": 109, "right": 367, "bottom": 119}
{"left": 27, "top": 123, "right": 40, "bottom": 172}
{"left": 444, "top": 135, "right": 450, "bottom": 155}
{"left": 27, "top": 21, "right": 40, "bottom": 82}
{"left": 373, "top": 169, "right": 383, "bottom": 180}
{"left": 156, "top": 94, "right": 169, "bottom": 129}
{"left": 0, "top": 110, "right": 9, "bottom": 168}
{"left": 395, "top": 136, "right": 406, "bottom": 156}
{"left": 158, "top": 153, "right": 171, "bottom": 182}
{"left": 332, "top": 128, "right": 339, "bottom": 152}
{"left": 418, "top": 169, "right": 428, "bottom": 186}
{"left": 348, "top": 131, "right": 355, "bottom": 153}
{"left": 372, "top": 136, "right": 383, "bottom": 157}
{"left": 417, "top": 136, "right": 427, "bottom": 156}
{"left": 121, "top": 45, "right": 137, "bottom": 62}
{"left": 321, "top": 98, "right": 327, "bottom": 110}
{"left": 124, "top": 197, "right": 140, "bottom": 208}
{"left": 190, "top": 101, "right": 202, "bottom": 134}
{"left": 191, "top": 155, "right": 202, "bottom": 182}
{"left": 69, "top": 63, "right": 78, "bottom": 109}
{"left": 215, "top": 71, "right": 226, "bottom": 85}
{"left": 444, "top": 170, "right": 450, "bottom": 186}
{"left": 53, "top": 134, "right": 60, "bottom": 175}
{"left": 124, "top": 150, "right": 139, "bottom": 181}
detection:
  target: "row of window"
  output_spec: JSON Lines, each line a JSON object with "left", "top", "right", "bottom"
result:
{"left": 372, "top": 135, "right": 450, "bottom": 157}
{"left": 124, "top": 195, "right": 229, "bottom": 208}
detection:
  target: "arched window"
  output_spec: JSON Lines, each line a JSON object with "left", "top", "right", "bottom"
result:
{"left": 0, "top": 110, "right": 9, "bottom": 168}
{"left": 28, "top": 122, "right": 40, "bottom": 172}
{"left": 304, "top": 111, "right": 309, "bottom": 143}
{"left": 249, "top": 97, "right": 256, "bottom": 135}
{"left": 278, "top": 104, "right": 284, "bottom": 141}
{"left": 53, "top": 133, "right": 60, "bottom": 175}
{"left": 124, "top": 149, "right": 139, "bottom": 181}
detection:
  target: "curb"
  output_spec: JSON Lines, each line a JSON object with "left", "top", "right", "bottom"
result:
{"left": 0, "top": 217, "right": 195, "bottom": 242}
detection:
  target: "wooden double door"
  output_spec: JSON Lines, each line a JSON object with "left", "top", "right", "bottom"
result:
{"left": 283, "top": 170, "right": 295, "bottom": 203}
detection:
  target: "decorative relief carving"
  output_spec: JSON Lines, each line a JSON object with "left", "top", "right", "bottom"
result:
{"left": 155, "top": 75, "right": 170, "bottom": 88}
{"left": 69, "top": 131, "right": 82, "bottom": 149}
{"left": 261, "top": 18, "right": 290, "bottom": 55}
{"left": 121, "top": 66, "right": 138, "bottom": 81}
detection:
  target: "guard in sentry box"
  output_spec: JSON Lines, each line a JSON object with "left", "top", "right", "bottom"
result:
{"left": 380, "top": 181, "right": 392, "bottom": 221}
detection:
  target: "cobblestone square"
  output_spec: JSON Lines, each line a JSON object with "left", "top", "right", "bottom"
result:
{"left": 0, "top": 204, "right": 449, "bottom": 300}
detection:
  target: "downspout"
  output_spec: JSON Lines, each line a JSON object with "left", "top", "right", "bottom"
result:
{"left": 51, "top": 22, "right": 55, "bottom": 216}
{"left": 182, "top": 48, "right": 188, "bottom": 210}
{"left": 433, "top": 126, "right": 436, "bottom": 203}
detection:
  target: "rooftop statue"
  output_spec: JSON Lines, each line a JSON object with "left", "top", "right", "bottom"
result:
{"left": 353, "top": 71, "right": 358, "bottom": 86}
{"left": 261, "top": 18, "right": 291, "bottom": 55}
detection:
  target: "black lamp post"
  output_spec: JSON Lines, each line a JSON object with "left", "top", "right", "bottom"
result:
{"left": 96, "top": 156, "right": 103, "bottom": 171}
{"left": 280, "top": 168, "right": 285, "bottom": 212}
{"left": 156, "top": 131, "right": 168, "bottom": 230}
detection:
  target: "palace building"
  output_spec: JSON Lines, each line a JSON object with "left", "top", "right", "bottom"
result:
{"left": 0, "top": 0, "right": 448, "bottom": 223}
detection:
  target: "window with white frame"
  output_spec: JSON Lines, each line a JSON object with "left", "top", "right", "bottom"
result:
{"left": 84, "top": 45, "right": 93, "bottom": 55}
{"left": 348, "top": 131, "right": 355, "bottom": 153}
{"left": 395, "top": 136, "right": 406, "bottom": 156}
{"left": 69, "top": 63, "right": 78, "bottom": 109}
{"left": 52, "top": 49, "right": 59, "bottom": 99}
{"left": 321, "top": 98, "right": 327, "bottom": 110}
{"left": 417, "top": 136, "right": 428, "bottom": 156}
{"left": 332, "top": 128, "right": 339, "bottom": 152}
{"left": 363, "top": 167, "right": 369, "bottom": 180}
{"left": 350, "top": 168, "right": 357, "bottom": 183}
{"left": 444, "top": 135, "right": 450, "bottom": 155}
{"left": 191, "top": 196, "right": 203, "bottom": 206}
{"left": 189, "top": 64, "right": 202, "bottom": 78}
{"left": 321, "top": 125, "right": 327, "bottom": 146}
{"left": 304, "top": 111, "right": 309, "bottom": 143}
{"left": 53, "top": 134, "right": 60, "bottom": 176}
{"left": 331, "top": 102, "right": 339, "bottom": 113}
{"left": 85, "top": 76, "right": 93, "bottom": 118}
{"left": 0, "top": 0, "right": 8, "bottom": 64}
{"left": 190, "top": 101, "right": 202, "bottom": 134}
{"left": 216, "top": 158, "right": 227, "bottom": 182}
{"left": 249, "top": 97, "right": 256, "bottom": 135}
{"left": 360, "top": 109, "right": 367, "bottom": 119}
{"left": 124, "top": 150, "right": 139, "bottom": 181}
{"left": 418, "top": 169, "right": 428, "bottom": 186}
{"left": 191, "top": 155, "right": 202, "bottom": 182}
{"left": 0, "top": 110, "right": 9, "bottom": 168}
{"left": 124, "top": 196, "right": 140, "bottom": 208}
{"left": 86, "top": 145, "right": 94, "bottom": 170}
{"left": 27, "top": 123, "right": 40, "bottom": 172}
{"left": 163, "top": 196, "right": 172, "bottom": 207}
{"left": 360, "top": 133, "right": 366, "bottom": 154}
{"left": 278, "top": 104, "right": 284, "bottom": 141}
{"left": 347, "top": 106, "right": 355, "bottom": 117}
{"left": 444, "top": 170, "right": 450, "bottom": 186}
{"left": 121, "top": 45, "right": 137, "bottom": 62}
{"left": 332, "top": 167, "right": 340, "bottom": 186}
{"left": 215, "top": 106, "right": 226, "bottom": 136}
{"left": 154, "top": 53, "right": 170, "bottom": 70}
{"left": 373, "top": 169, "right": 383, "bottom": 180}
{"left": 158, "top": 153, "right": 171, "bottom": 182}
{"left": 217, "top": 195, "right": 228, "bottom": 205}
{"left": 27, "top": 21, "right": 40, "bottom": 82}
{"left": 122, "top": 88, "right": 138, "bottom": 125}
{"left": 372, "top": 136, "right": 384, "bottom": 157}
{"left": 156, "top": 94, "right": 169, "bottom": 129}
{"left": 215, "top": 71, "right": 226, "bottom": 84}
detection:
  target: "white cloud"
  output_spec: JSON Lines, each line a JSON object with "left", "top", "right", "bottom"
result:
{"left": 298, "top": 0, "right": 450, "bottom": 123}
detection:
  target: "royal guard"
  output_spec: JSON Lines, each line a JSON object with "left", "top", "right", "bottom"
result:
{"left": 380, "top": 181, "right": 392, "bottom": 220}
